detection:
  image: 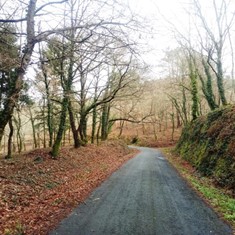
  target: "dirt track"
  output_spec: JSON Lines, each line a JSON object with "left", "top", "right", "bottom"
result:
{"left": 50, "top": 147, "right": 232, "bottom": 235}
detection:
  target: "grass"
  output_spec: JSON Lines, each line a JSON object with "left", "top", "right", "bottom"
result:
{"left": 4, "top": 222, "right": 25, "bottom": 235}
{"left": 161, "top": 147, "right": 235, "bottom": 231}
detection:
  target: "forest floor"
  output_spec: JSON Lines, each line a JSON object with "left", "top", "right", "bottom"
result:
{"left": 0, "top": 140, "right": 138, "bottom": 235}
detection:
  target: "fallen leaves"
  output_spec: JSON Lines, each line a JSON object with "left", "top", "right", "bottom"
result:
{"left": 0, "top": 140, "right": 137, "bottom": 235}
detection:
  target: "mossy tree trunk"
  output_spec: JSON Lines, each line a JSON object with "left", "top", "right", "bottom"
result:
{"left": 182, "top": 87, "right": 188, "bottom": 123}
{"left": 176, "top": 111, "right": 181, "bottom": 128}
{"left": 5, "top": 118, "right": 14, "bottom": 159}
{"left": 198, "top": 58, "right": 218, "bottom": 110}
{"left": 216, "top": 49, "right": 227, "bottom": 106}
{"left": 91, "top": 86, "right": 98, "bottom": 144}
{"left": 0, "top": 70, "right": 23, "bottom": 146}
{"left": 13, "top": 110, "right": 23, "bottom": 153}
{"left": 170, "top": 112, "right": 175, "bottom": 141}
{"left": 78, "top": 113, "right": 88, "bottom": 144}
{"left": 51, "top": 4, "right": 76, "bottom": 157}
{"left": 68, "top": 100, "right": 81, "bottom": 148}
{"left": 91, "top": 104, "right": 97, "bottom": 144}
{"left": 51, "top": 96, "right": 68, "bottom": 157}
{"left": 96, "top": 119, "right": 101, "bottom": 144}
{"left": 51, "top": 40, "right": 73, "bottom": 157}
{"left": 189, "top": 58, "right": 199, "bottom": 120}
{"left": 42, "top": 99, "right": 47, "bottom": 148}
{"left": 101, "top": 102, "right": 111, "bottom": 141}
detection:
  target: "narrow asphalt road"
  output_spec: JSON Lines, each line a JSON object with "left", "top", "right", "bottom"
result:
{"left": 50, "top": 147, "right": 232, "bottom": 235}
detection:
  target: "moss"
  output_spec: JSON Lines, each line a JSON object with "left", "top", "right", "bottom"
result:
{"left": 214, "top": 158, "right": 232, "bottom": 185}
{"left": 176, "top": 105, "right": 235, "bottom": 191}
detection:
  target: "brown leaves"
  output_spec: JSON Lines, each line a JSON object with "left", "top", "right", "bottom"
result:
{"left": 0, "top": 140, "right": 137, "bottom": 235}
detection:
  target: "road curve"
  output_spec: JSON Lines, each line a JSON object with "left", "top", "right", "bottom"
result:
{"left": 50, "top": 147, "right": 232, "bottom": 235}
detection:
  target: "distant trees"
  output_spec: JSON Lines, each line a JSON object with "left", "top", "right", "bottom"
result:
{"left": 162, "top": 48, "right": 192, "bottom": 125}
{"left": 162, "top": 0, "right": 235, "bottom": 125}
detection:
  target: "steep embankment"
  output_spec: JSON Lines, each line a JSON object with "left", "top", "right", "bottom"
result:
{"left": 176, "top": 105, "right": 235, "bottom": 191}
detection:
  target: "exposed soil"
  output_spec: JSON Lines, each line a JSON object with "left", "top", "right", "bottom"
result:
{"left": 0, "top": 140, "right": 137, "bottom": 235}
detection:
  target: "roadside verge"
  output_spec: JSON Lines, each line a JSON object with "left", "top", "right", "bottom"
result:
{"left": 161, "top": 147, "right": 235, "bottom": 234}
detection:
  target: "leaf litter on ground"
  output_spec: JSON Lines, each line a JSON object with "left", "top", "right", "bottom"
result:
{"left": 0, "top": 140, "right": 138, "bottom": 235}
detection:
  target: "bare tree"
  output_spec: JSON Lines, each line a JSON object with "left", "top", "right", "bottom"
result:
{"left": 0, "top": 0, "right": 137, "bottom": 150}
{"left": 193, "top": 0, "right": 235, "bottom": 106}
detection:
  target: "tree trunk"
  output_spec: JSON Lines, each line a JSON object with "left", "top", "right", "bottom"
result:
{"left": 51, "top": 96, "right": 68, "bottom": 157}
{"left": 68, "top": 100, "right": 81, "bottom": 148}
{"left": 40, "top": 52, "right": 54, "bottom": 147}
{"left": 0, "top": 72, "right": 23, "bottom": 145}
{"left": 101, "top": 103, "right": 110, "bottom": 141}
{"left": 96, "top": 119, "right": 101, "bottom": 145}
{"left": 189, "top": 59, "right": 199, "bottom": 120}
{"left": 0, "top": 0, "right": 37, "bottom": 145}
{"left": 153, "top": 123, "right": 157, "bottom": 141}
{"left": 78, "top": 114, "right": 87, "bottom": 143}
{"left": 118, "top": 120, "right": 125, "bottom": 138}
{"left": 5, "top": 118, "right": 14, "bottom": 159}
{"left": 216, "top": 51, "right": 227, "bottom": 105}
{"left": 14, "top": 111, "right": 23, "bottom": 153}
{"left": 181, "top": 87, "right": 187, "bottom": 124}
{"left": 199, "top": 59, "right": 218, "bottom": 110}
{"left": 46, "top": 90, "right": 53, "bottom": 147}
{"left": 37, "top": 132, "right": 40, "bottom": 149}
{"left": 29, "top": 106, "right": 37, "bottom": 148}
{"left": 170, "top": 113, "right": 175, "bottom": 141}
{"left": 91, "top": 105, "right": 97, "bottom": 144}
{"left": 176, "top": 111, "right": 181, "bottom": 128}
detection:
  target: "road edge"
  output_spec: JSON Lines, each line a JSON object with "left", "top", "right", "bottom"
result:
{"left": 159, "top": 147, "right": 235, "bottom": 235}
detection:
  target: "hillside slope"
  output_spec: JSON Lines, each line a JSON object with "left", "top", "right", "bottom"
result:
{"left": 0, "top": 141, "right": 136, "bottom": 235}
{"left": 176, "top": 105, "right": 235, "bottom": 192}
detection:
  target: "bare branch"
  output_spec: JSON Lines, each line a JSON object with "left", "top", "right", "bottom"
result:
{"left": 35, "top": 0, "right": 68, "bottom": 14}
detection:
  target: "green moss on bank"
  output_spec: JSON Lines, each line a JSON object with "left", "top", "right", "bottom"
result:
{"left": 176, "top": 105, "right": 235, "bottom": 191}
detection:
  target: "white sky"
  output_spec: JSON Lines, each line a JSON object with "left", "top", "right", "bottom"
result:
{"left": 127, "top": 0, "right": 235, "bottom": 78}
{"left": 2, "top": 0, "right": 234, "bottom": 79}
{"left": 126, "top": 0, "right": 188, "bottom": 77}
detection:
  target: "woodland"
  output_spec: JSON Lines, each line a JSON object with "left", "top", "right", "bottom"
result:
{"left": 0, "top": 0, "right": 235, "bottom": 234}
{"left": 0, "top": 0, "right": 234, "bottom": 157}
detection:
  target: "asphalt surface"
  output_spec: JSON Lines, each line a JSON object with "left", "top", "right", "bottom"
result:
{"left": 49, "top": 147, "right": 232, "bottom": 235}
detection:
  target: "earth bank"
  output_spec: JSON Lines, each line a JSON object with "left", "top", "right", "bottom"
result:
{"left": 176, "top": 105, "right": 235, "bottom": 192}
